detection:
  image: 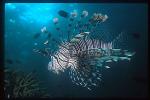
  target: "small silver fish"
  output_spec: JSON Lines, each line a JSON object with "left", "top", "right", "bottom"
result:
{"left": 9, "top": 19, "right": 15, "bottom": 23}
{"left": 87, "top": 87, "right": 92, "bottom": 90}
{"left": 75, "top": 34, "right": 84, "bottom": 39}
{"left": 124, "top": 52, "right": 135, "bottom": 57}
{"left": 105, "top": 60, "right": 112, "bottom": 63}
{"left": 120, "top": 57, "right": 131, "bottom": 61}
{"left": 81, "top": 78, "right": 84, "bottom": 82}
{"left": 41, "top": 26, "right": 47, "bottom": 33}
{"left": 44, "top": 40, "right": 49, "bottom": 45}
{"left": 79, "top": 82, "right": 82, "bottom": 85}
{"left": 97, "top": 77, "right": 101, "bottom": 80}
{"left": 92, "top": 83, "right": 97, "bottom": 86}
{"left": 105, "top": 66, "right": 110, "bottom": 69}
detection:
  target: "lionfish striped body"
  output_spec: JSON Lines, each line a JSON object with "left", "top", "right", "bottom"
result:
{"left": 34, "top": 11, "right": 135, "bottom": 90}
{"left": 47, "top": 31, "right": 135, "bottom": 90}
{"left": 48, "top": 32, "right": 114, "bottom": 90}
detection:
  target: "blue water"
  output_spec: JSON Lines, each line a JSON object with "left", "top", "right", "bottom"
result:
{"left": 5, "top": 3, "right": 148, "bottom": 97}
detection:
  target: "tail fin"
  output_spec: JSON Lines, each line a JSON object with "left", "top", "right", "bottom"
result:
{"left": 111, "top": 31, "right": 129, "bottom": 49}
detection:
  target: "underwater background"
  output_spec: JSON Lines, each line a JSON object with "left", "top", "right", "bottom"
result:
{"left": 4, "top": 3, "right": 148, "bottom": 98}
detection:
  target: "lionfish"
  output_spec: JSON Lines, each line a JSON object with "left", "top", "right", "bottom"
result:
{"left": 33, "top": 10, "right": 135, "bottom": 90}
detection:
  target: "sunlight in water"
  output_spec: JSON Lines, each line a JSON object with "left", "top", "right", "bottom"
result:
{"left": 5, "top": 3, "right": 62, "bottom": 24}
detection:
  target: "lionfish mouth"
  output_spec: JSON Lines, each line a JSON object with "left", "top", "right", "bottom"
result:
{"left": 34, "top": 10, "right": 135, "bottom": 90}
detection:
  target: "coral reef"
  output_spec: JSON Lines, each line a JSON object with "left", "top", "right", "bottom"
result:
{"left": 4, "top": 68, "right": 50, "bottom": 98}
